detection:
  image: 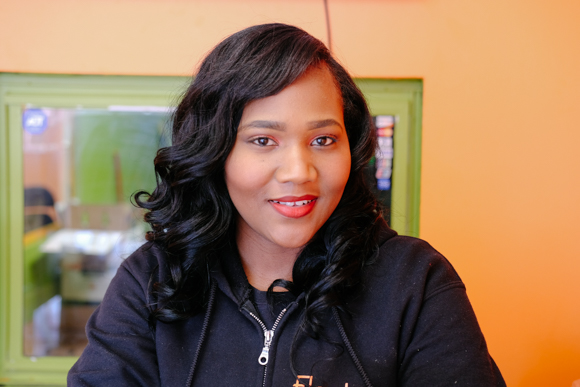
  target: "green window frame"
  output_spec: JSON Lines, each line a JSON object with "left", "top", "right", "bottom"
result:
{"left": 355, "top": 78, "right": 423, "bottom": 236}
{"left": 0, "top": 73, "right": 421, "bottom": 386}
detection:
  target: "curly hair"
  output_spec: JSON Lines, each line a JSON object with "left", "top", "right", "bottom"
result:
{"left": 134, "top": 23, "right": 386, "bottom": 335}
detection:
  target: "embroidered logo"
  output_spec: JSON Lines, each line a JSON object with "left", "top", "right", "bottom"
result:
{"left": 292, "top": 375, "right": 349, "bottom": 387}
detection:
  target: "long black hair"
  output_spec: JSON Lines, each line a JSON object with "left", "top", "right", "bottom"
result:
{"left": 134, "top": 23, "right": 385, "bottom": 335}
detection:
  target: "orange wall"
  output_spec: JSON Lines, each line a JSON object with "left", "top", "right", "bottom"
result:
{"left": 2, "top": 0, "right": 580, "bottom": 385}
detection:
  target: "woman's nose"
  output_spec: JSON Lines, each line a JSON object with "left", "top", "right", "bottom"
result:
{"left": 274, "top": 145, "right": 317, "bottom": 184}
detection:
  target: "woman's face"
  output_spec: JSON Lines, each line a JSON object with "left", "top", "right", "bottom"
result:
{"left": 224, "top": 66, "right": 351, "bottom": 251}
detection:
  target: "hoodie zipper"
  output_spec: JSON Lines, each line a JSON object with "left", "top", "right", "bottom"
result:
{"left": 246, "top": 308, "right": 288, "bottom": 387}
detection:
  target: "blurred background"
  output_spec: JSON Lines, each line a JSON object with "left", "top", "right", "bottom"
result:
{"left": 0, "top": 0, "right": 579, "bottom": 386}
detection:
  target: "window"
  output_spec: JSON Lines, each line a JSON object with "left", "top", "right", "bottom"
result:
{"left": 358, "top": 79, "right": 422, "bottom": 236}
{"left": 0, "top": 74, "right": 421, "bottom": 385}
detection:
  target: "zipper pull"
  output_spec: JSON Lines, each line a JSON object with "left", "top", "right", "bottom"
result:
{"left": 258, "top": 330, "right": 273, "bottom": 365}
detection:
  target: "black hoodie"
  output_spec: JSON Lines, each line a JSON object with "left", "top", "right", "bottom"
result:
{"left": 68, "top": 223, "right": 505, "bottom": 386}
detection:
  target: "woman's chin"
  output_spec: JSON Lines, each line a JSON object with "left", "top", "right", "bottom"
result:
{"left": 269, "top": 233, "right": 314, "bottom": 251}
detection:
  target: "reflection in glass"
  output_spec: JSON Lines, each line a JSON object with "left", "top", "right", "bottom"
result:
{"left": 22, "top": 107, "right": 170, "bottom": 356}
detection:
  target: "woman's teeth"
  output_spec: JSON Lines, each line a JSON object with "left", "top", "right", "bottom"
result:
{"left": 271, "top": 199, "right": 314, "bottom": 207}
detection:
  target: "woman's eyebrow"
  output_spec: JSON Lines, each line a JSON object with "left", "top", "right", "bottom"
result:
{"left": 239, "top": 119, "right": 343, "bottom": 131}
{"left": 239, "top": 120, "right": 286, "bottom": 131}
{"left": 307, "top": 119, "right": 343, "bottom": 130}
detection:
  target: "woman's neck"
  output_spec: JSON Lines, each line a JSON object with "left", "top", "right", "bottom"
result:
{"left": 235, "top": 227, "right": 300, "bottom": 291}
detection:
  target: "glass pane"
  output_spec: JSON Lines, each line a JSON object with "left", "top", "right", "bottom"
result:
{"left": 22, "top": 107, "right": 170, "bottom": 357}
{"left": 366, "top": 115, "right": 394, "bottom": 225}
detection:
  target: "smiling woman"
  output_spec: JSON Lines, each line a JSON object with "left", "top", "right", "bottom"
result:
{"left": 68, "top": 23, "right": 506, "bottom": 387}
{"left": 226, "top": 66, "right": 351, "bottom": 289}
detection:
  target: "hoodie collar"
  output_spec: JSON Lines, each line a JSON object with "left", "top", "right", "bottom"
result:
{"left": 210, "top": 218, "right": 397, "bottom": 307}
{"left": 210, "top": 238, "right": 252, "bottom": 307}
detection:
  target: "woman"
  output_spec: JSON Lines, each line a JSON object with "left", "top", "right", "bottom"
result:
{"left": 68, "top": 23, "right": 505, "bottom": 386}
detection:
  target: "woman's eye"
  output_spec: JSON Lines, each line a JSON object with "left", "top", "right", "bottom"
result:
{"left": 312, "top": 136, "right": 335, "bottom": 146}
{"left": 251, "top": 137, "right": 276, "bottom": 146}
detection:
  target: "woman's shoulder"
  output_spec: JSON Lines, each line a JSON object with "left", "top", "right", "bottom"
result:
{"left": 378, "top": 233, "right": 455, "bottom": 266}
{"left": 119, "top": 241, "right": 168, "bottom": 284}
{"left": 367, "top": 232, "right": 465, "bottom": 299}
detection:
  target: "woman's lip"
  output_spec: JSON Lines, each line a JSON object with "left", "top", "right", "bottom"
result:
{"left": 269, "top": 196, "right": 317, "bottom": 218}
{"left": 271, "top": 194, "right": 317, "bottom": 202}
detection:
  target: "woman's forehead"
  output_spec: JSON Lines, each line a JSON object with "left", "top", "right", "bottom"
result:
{"left": 239, "top": 66, "right": 343, "bottom": 126}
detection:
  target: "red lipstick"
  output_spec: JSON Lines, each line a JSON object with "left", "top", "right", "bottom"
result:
{"left": 269, "top": 195, "right": 317, "bottom": 218}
